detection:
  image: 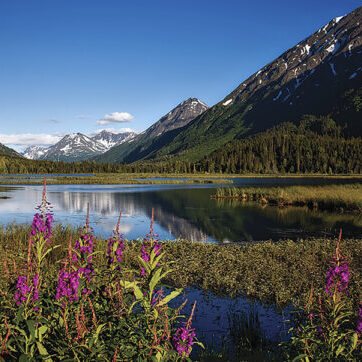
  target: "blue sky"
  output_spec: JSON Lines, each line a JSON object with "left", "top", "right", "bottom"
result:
{"left": 0, "top": 0, "right": 360, "bottom": 150}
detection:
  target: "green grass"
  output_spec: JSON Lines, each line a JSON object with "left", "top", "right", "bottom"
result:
{"left": 213, "top": 184, "right": 362, "bottom": 213}
{"left": 1, "top": 223, "right": 360, "bottom": 306}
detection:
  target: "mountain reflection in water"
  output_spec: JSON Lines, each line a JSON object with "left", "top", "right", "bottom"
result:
{"left": 0, "top": 184, "right": 360, "bottom": 242}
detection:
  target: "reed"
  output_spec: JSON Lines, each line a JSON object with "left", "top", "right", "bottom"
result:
{"left": 212, "top": 184, "right": 362, "bottom": 213}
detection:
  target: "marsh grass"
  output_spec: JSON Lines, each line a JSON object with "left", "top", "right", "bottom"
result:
{"left": 213, "top": 184, "right": 362, "bottom": 213}
{"left": 1, "top": 223, "right": 361, "bottom": 306}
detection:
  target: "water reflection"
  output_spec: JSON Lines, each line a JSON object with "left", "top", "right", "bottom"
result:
{"left": 0, "top": 184, "right": 360, "bottom": 242}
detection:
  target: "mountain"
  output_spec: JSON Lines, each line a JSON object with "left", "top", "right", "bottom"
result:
{"left": 22, "top": 130, "right": 137, "bottom": 162}
{"left": 119, "top": 7, "right": 362, "bottom": 163}
{"left": 38, "top": 133, "right": 108, "bottom": 162}
{"left": 96, "top": 98, "right": 208, "bottom": 163}
{"left": 92, "top": 130, "right": 137, "bottom": 149}
{"left": 22, "top": 146, "right": 49, "bottom": 160}
{"left": 0, "top": 143, "right": 22, "bottom": 158}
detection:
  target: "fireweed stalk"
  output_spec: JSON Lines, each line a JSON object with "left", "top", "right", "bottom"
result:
{"left": 140, "top": 208, "right": 162, "bottom": 276}
{"left": 14, "top": 179, "right": 54, "bottom": 312}
{"left": 56, "top": 204, "right": 96, "bottom": 304}
{"left": 173, "top": 301, "right": 197, "bottom": 357}
{"left": 106, "top": 212, "right": 125, "bottom": 275}
{"left": 287, "top": 230, "right": 361, "bottom": 360}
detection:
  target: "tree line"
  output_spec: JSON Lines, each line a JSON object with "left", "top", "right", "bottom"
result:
{"left": 0, "top": 116, "right": 360, "bottom": 175}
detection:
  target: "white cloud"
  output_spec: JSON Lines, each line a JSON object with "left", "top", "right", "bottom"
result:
{"left": 97, "top": 112, "right": 134, "bottom": 125}
{"left": 0, "top": 133, "right": 62, "bottom": 146}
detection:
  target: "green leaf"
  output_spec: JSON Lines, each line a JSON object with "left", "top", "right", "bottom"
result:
{"left": 37, "top": 325, "right": 48, "bottom": 342}
{"left": 351, "top": 332, "right": 358, "bottom": 350}
{"left": 41, "top": 245, "right": 61, "bottom": 261}
{"left": 26, "top": 320, "right": 36, "bottom": 340}
{"left": 156, "top": 289, "right": 182, "bottom": 307}
{"left": 93, "top": 323, "right": 106, "bottom": 343}
{"left": 138, "top": 256, "right": 151, "bottom": 274}
{"left": 149, "top": 268, "right": 163, "bottom": 295}
{"left": 151, "top": 252, "right": 165, "bottom": 270}
{"left": 336, "top": 344, "right": 345, "bottom": 356}
{"left": 292, "top": 355, "right": 309, "bottom": 362}
{"left": 120, "top": 280, "right": 144, "bottom": 301}
{"left": 36, "top": 341, "right": 50, "bottom": 357}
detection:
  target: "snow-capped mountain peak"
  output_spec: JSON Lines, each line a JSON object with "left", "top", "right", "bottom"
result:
{"left": 22, "top": 145, "right": 49, "bottom": 159}
{"left": 36, "top": 133, "right": 107, "bottom": 162}
{"left": 91, "top": 130, "right": 137, "bottom": 149}
{"left": 22, "top": 130, "right": 139, "bottom": 162}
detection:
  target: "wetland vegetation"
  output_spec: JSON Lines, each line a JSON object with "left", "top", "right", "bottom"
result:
{"left": 213, "top": 184, "right": 362, "bottom": 213}
{"left": 0, "top": 180, "right": 361, "bottom": 360}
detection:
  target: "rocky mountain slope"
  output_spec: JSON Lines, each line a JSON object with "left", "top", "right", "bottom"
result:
{"left": 124, "top": 6, "right": 362, "bottom": 163}
{"left": 37, "top": 133, "right": 107, "bottom": 162}
{"left": 96, "top": 98, "right": 208, "bottom": 163}
{"left": 92, "top": 130, "right": 137, "bottom": 149}
{"left": 22, "top": 146, "right": 49, "bottom": 160}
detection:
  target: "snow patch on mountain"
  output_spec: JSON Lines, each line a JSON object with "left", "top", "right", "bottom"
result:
{"left": 223, "top": 99, "right": 233, "bottom": 106}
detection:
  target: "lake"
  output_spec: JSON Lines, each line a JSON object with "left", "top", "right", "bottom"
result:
{"left": 0, "top": 177, "right": 360, "bottom": 242}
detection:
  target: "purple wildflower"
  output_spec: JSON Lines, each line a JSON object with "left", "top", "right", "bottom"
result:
{"left": 75, "top": 232, "right": 94, "bottom": 258}
{"left": 141, "top": 244, "right": 150, "bottom": 262}
{"left": 14, "top": 274, "right": 39, "bottom": 306}
{"left": 30, "top": 213, "right": 53, "bottom": 243}
{"left": 172, "top": 324, "right": 196, "bottom": 356}
{"left": 153, "top": 242, "right": 162, "bottom": 256}
{"left": 55, "top": 269, "right": 80, "bottom": 303}
{"left": 325, "top": 262, "right": 350, "bottom": 296}
{"left": 106, "top": 233, "right": 125, "bottom": 268}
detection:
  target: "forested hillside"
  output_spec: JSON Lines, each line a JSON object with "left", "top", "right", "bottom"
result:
{"left": 0, "top": 143, "right": 22, "bottom": 158}
{"left": 197, "top": 117, "right": 361, "bottom": 174}
{"left": 120, "top": 116, "right": 361, "bottom": 174}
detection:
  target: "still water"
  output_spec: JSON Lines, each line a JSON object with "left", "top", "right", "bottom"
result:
{"left": 0, "top": 178, "right": 361, "bottom": 242}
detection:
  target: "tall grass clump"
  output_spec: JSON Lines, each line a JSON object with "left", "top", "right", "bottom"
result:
{"left": 0, "top": 179, "right": 203, "bottom": 360}
{"left": 213, "top": 184, "right": 362, "bottom": 213}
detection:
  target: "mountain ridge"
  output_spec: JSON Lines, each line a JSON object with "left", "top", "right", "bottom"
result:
{"left": 117, "top": 7, "right": 362, "bottom": 163}
{"left": 96, "top": 97, "right": 208, "bottom": 163}
{"left": 22, "top": 130, "right": 137, "bottom": 162}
